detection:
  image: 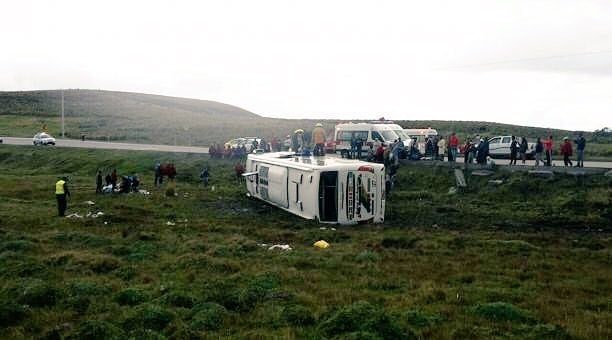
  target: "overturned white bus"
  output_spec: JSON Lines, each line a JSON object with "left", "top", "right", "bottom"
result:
{"left": 244, "top": 152, "right": 385, "bottom": 224}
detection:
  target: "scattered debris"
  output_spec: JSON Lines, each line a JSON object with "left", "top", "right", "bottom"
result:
{"left": 138, "top": 189, "right": 150, "bottom": 195}
{"left": 488, "top": 179, "right": 504, "bottom": 185}
{"left": 66, "top": 213, "right": 83, "bottom": 219}
{"left": 166, "top": 221, "right": 176, "bottom": 226}
{"left": 528, "top": 170, "right": 554, "bottom": 178}
{"left": 448, "top": 187, "right": 457, "bottom": 195}
{"left": 268, "top": 244, "right": 292, "bottom": 251}
{"left": 84, "top": 200, "right": 95, "bottom": 205}
{"left": 319, "top": 227, "right": 337, "bottom": 231}
{"left": 432, "top": 224, "right": 440, "bottom": 229}
{"left": 471, "top": 170, "right": 495, "bottom": 177}
{"left": 313, "top": 240, "right": 330, "bottom": 249}
{"left": 454, "top": 169, "right": 467, "bottom": 188}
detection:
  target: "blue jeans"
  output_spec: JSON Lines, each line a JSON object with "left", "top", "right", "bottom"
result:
{"left": 577, "top": 149, "right": 584, "bottom": 167}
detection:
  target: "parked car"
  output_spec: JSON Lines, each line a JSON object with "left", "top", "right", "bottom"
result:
{"left": 225, "top": 137, "right": 263, "bottom": 151}
{"left": 488, "top": 136, "right": 535, "bottom": 159}
{"left": 33, "top": 132, "right": 56, "bottom": 146}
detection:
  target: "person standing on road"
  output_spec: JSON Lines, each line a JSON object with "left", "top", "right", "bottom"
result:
{"left": 561, "top": 137, "right": 573, "bottom": 167}
{"left": 55, "top": 176, "right": 70, "bottom": 217}
{"left": 534, "top": 137, "right": 543, "bottom": 166}
{"left": 392, "top": 138, "right": 404, "bottom": 165}
{"left": 463, "top": 139, "right": 472, "bottom": 166}
{"left": 437, "top": 137, "right": 446, "bottom": 161}
{"left": 96, "top": 170, "right": 103, "bottom": 194}
{"left": 312, "top": 123, "right": 326, "bottom": 156}
{"left": 509, "top": 136, "right": 519, "bottom": 165}
{"left": 519, "top": 137, "right": 528, "bottom": 165}
{"left": 543, "top": 135, "right": 553, "bottom": 166}
{"left": 448, "top": 132, "right": 459, "bottom": 164}
{"left": 574, "top": 133, "right": 586, "bottom": 168}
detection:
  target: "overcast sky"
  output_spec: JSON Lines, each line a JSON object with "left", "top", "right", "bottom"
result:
{"left": 1, "top": 0, "right": 611, "bottom": 131}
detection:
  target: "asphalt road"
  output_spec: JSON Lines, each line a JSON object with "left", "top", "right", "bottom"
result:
{"left": 454, "top": 156, "right": 612, "bottom": 169}
{"left": 1, "top": 137, "right": 210, "bottom": 154}
{"left": 2, "top": 136, "right": 611, "bottom": 168}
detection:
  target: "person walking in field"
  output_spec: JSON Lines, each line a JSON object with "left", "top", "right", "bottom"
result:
{"left": 574, "top": 133, "right": 586, "bottom": 168}
{"left": 55, "top": 176, "right": 70, "bottom": 217}
{"left": 96, "top": 170, "right": 103, "bottom": 194}
{"left": 534, "top": 137, "right": 543, "bottom": 166}
{"left": 519, "top": 137, "right": 528, "bottom": 165}
{"left": 200, "top": 167, "right": 210, "bottom": 187}
{"left": 111, "top": 169, "right": 118, "bottom": 190}
{"left": 560, "top": 137, "right": 573, "bottom": 167}
{"left": 543, "top": 135, "right": 553, "bottom": 166}
{"left": 509, "top": 136, "right": 519, "bottom": 165}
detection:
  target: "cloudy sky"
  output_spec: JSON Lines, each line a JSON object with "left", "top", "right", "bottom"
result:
{"left": 1, "top": 0, "right": 611, "bottom": 130}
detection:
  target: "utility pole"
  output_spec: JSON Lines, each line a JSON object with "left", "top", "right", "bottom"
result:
{"left": 61, "top": 90, "right": 65, "bottom": 138}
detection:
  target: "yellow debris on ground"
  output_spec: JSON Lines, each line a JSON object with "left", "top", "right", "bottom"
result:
{"left": 313, "top": 240, "right": 329, "bottom": 249}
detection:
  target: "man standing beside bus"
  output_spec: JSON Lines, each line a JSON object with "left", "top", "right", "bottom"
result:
{"left": 312, "top": 123, "right": 326, "bottom": 156}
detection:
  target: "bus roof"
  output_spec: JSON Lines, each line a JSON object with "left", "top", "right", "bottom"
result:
{"left": 247, "top": 152, "right": 384, "bottom": 171}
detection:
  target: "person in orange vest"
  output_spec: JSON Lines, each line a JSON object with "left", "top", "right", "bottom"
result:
{"left": 311, "top": 123, "right": 326, "bottom": 156}
{"left": 55, "top": 176, "right": 71, "bottom": 217}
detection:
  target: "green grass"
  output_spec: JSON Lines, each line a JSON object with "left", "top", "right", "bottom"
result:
{"left": 0, "top": 145, "right": 611, "bottom": 338}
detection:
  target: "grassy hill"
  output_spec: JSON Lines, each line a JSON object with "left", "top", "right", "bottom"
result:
{"left": 0, "top": 146, "right": 610, "bottom": 338}
{"left": 1, "top": 89, "right": 610, "bottom": 156}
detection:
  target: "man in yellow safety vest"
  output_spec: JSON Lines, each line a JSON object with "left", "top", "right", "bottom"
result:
{"left": 55, "top": 176, "right": 71, "bottom": 217}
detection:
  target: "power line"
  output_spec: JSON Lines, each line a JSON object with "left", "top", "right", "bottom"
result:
{"left": 436, "top": 49, "right": 612, "bottom": 70}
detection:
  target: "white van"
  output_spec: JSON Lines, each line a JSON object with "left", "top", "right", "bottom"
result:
{"left": 244, "top": 152, "right": 385, "bottom": 224}
{"left": 404, "top": 128, "right": 438, "bottom": 154}
{"left": 334, "top": 123, "right": 402, "bottom": 158}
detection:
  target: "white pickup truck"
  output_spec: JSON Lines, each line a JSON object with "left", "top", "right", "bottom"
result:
{"left": 488, "top": 136, "right": 536, "bottom": 159}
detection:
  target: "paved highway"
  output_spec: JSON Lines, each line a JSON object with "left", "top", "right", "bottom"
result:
{"left": 453, "top": 156, "right": 612, "bottom": 169}
{"left": 1, "top": 137, "right": 210, "bottom": 154}
{"left": 2, "top": 137, "right": 611, "bottom": 168}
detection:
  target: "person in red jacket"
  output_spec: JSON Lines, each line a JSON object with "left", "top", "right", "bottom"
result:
{"left": 448, "top": 132, "right": 459, "bottom": 163}
{"left": 543, "top": 135, "right": 553, "bottom": 166}
{"left": 560, "top": 137, "right": 573, "bottom": 167}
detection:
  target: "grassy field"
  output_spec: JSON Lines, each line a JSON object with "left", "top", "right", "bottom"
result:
{"left": 1, "top": 90, "right": 611, "bottom": 159}
{"left": 0, "top": 145, "right": 611, "bottom": 339}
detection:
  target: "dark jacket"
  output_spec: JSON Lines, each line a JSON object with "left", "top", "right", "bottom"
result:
{"left": 575, "top": 136, "right": 586, "bottom": 151}
{"left": 519, "top": 140, "right": 528, "bottom": 153}
{"left": 535, "top": 141, "right": 543, "bottom": 153}
{"left": 510, "top": 140, "right": 519, "bottom": 153}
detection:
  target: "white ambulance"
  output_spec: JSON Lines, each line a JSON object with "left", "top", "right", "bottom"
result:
{"left": 244, "top": 152, "right": 386, "bottom": 225}
{"left": 333, "top": 123, "right": 401, "bottom": 158}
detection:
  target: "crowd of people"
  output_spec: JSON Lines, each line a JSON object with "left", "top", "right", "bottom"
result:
{"left": 95, "top": 168, "right": 141, "bottom": 194}
{"left": 421, "top": 133, "right": 587, "bottom": 168}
